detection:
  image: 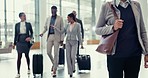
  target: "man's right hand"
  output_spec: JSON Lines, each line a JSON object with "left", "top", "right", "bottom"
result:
{"left": 113, "top": 19, "right": 124, "bottom": 31}
{"left": 39, "top": 34, "right": 43, "bottom": 37}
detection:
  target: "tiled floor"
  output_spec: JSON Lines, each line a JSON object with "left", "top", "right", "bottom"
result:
{"left": 0, "top": 45, "right": 148, "bottom": 78}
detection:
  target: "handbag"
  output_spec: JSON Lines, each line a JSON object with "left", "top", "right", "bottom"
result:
{"left": 29, "top": 37, "right": 34, "bottom": 48}
{"left": 95, "top": 2, "right": 119, "bottom": 55}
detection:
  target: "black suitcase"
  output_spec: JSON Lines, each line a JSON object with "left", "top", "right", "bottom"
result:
{"left": 32, "top": 54, "right": 43, "bottom": 76}
{"left": 58, "top": 48, "right": 65, "bottom": 65}
{"left": 77, "top": 55, "right": 91, "bottom": 70}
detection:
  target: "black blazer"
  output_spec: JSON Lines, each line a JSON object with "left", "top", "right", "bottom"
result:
{"left": 14, "top": 22, "right": 33, "bottom": 45}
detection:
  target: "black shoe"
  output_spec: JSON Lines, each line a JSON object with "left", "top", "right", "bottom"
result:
{"left": 70, "top": 75, "right": 72, "bottom": 77}
{"left": 73, "top": 70, "right": 76, "bottom": 73}
{"left": 53, "top": 74, "right": 56, "bottom": 77}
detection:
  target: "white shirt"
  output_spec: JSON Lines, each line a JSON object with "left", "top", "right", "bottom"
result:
{"left": 69, "top": 22, "right": 76, "bottom": 32}
{"left": 20, "top": 21, "right": 26, "bottom": 34}
{"left": 115, "top": 0, "right": 131, "bottom": 8}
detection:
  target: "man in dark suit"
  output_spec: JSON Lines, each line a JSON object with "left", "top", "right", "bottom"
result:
{"left": 72, "top": 11, "right": 84, "bottom": 56}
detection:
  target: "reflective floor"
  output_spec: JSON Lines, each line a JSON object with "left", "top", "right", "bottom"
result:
{"left": 0, "top": 45, "right": 148, "bottom": 78}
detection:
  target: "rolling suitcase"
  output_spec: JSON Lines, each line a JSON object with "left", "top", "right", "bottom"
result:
{"left": 77, "top": 55, "right": 91, "bottom": 70}
{"left": 58, "top": 48, "right": 65, "bottom": 65}
{"left": 32, "top": 54, "right": 43, "bottom": 77}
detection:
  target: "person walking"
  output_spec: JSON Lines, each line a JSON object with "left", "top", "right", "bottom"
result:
{"left": 95, "top": 0, "right": 148, "bottom": 78}
{"left": 14, "top": 12, "right": 33, "bottom": 78}
{"left": 65, "top": 13, "right": 82, "bottom": 77}
{"left": 72, "top": 11, "right": 84, "bottom": 56}
{"left": 39, "top": 6, "right": 64, "bottom": 77}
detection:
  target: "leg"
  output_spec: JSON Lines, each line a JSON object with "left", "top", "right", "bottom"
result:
{"left": 17, "top": 53, "right": 22, "bottom": 74}
{"left": 53, "top": 40, "right": 60, "bottom": 70}
{"left": 124, "top": 56, "right": 141, "bottom": 78}
{"left": 107, "top": 56, "right": 124, "bottom": 78}
{"left": 47, "top": 39, "right": 54, "bottom": 64}
{"left": 25, "top": 53, "right": 30, "bottom": 70}
{"left": 66, "top": 41, "right": 73, "bottom": 75}
{"left": 71, "top": 41, "right": 78, "bottom": 72}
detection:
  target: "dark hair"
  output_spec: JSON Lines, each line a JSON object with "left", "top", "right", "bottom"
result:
{"left": 19, "top": 12, "right": 25, "bottom": 17}
{"left": 51, "top": 6, "right": 57, "bottom": 9}
{"left": 68, "top": 13, "right": 76, "bottom": 22}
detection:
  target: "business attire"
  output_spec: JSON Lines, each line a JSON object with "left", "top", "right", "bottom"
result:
{"left": 95, "top": 0, "right": 148, "bottom": 78}
{"left": 76, "top": 18, "right": 84, "bottom": 56}
{"left": 41, "top": 15, "right": 64, "bottom": 70}
{"left": 14, "top": 21, "right": 33, "bottom": 78}
{"left": 14, "top": 22, "right": 33, "bottom": 53}
{"left": 65, "top": 22, "right": 82, "bottom": 76}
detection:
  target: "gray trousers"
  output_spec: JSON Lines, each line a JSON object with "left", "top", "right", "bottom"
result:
{"left": 47, "top": 34, "right": 60, "bottom": 70}
{"left": 66, "top": 40, "right": 78, "bottom": 75}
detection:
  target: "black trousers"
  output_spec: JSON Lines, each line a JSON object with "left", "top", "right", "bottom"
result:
{"left": 107, "top": 55, "right": 141, "bottom": 78}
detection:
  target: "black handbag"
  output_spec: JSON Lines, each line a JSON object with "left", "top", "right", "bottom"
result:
{"left": 29, "top": 37, "right": 34, "bottom": 48}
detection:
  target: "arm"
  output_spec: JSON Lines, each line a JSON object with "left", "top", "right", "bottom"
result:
{"left": 14, "top": 24, "right": 17, "bottom": 45}
{"left": 95, "top": 3, "right": 114, "bottom": 35}
{"left": 136, "top": 2, "right": 148, "bottom": 68}
{"left": 77, "top": 24, "right": 82, "bottom": 45}
{"left": 79, "top": 20, "right": 84, "bottom": 39}
{"left": 138, "top": 3, "right": 148, "bottom": 54}
{"left": 60, "top": 17, "right": 65, "bottom": 41}
{"left": 29, "top": 23, "right": 33, "bottom": 38}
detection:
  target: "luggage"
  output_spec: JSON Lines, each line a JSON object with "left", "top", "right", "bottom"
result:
{"left": 32, "top": 54, "right": 43, "bottom": 77}
{"left": 77, "top": 55, "right": 91, "bottom": 70}
{"left": 58, "top": 48, "right": 65, "bottom": 65}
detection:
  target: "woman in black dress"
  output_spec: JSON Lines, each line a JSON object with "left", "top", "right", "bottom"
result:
{"left": 13, "top": 12, "right": 33, "bottom": 78}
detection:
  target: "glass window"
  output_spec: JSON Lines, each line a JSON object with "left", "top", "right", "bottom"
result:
{"left": 47, "top": 0, "right": 60, "bottom": 16}
{"left": 0, "top": 0, "right": 4, "bottom": 41}
{"left": 80, "top": 0, "right": 92, "bottom": 40}
{"left": 62, "top": 0, "right": 78, "bottom": 24}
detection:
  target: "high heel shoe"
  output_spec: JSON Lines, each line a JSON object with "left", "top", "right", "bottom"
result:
{"left": 27, "top": 69, "right": 31, "bottom": 74}
{"left": 15, "top": 74, "right": 20, "bottom": 78}
{"left": 70, "top": 75, "right": 72, "bottom": 77}
{"left": 52, "top": 70, "right": 56, "bottom": 77}
{"left": 73, "top": 70, "right": 76, "bottom": 73}
{"left": 53, "top": 74, "right": 56, "bottom": 77}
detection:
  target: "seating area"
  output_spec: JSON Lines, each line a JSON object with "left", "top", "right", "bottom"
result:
{"left": 0, "top": 42, "right": 13, "bottom": 54}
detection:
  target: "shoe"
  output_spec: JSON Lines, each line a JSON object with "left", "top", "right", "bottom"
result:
{"left": 52, "top": 74, "right": 56, "bottom": 77}
{"left": 27, "top": 70, "right": 31, "bottom": 74}
{"left": 70, "top": 75, "right": 72, "bottom": 77}
{"left": 52, "top": 70, "right": 56, "bottom": 77}
{"left": 73, "top": 70, "right": 76, "bottom": 73}
{"left": 15, "top": 74, "right": 20, "bottom": 78}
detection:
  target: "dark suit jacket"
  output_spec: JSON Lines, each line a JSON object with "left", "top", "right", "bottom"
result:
{"left": 76, "top": 18, "right": 84, "bottom": 39}
{"left": 14, "top": 22, "right": 33, "bottom": 45}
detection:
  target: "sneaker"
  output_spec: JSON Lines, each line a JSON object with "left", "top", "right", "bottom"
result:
{"left": 15, "top": 74, "right": 20, "bottom": 78}
{"left": 27, "top": 70, "right": 31, "bottom": 74}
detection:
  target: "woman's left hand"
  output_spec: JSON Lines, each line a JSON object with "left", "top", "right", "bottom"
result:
{"left": 25, "top": 37, "right": 31, "bottom": 42}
